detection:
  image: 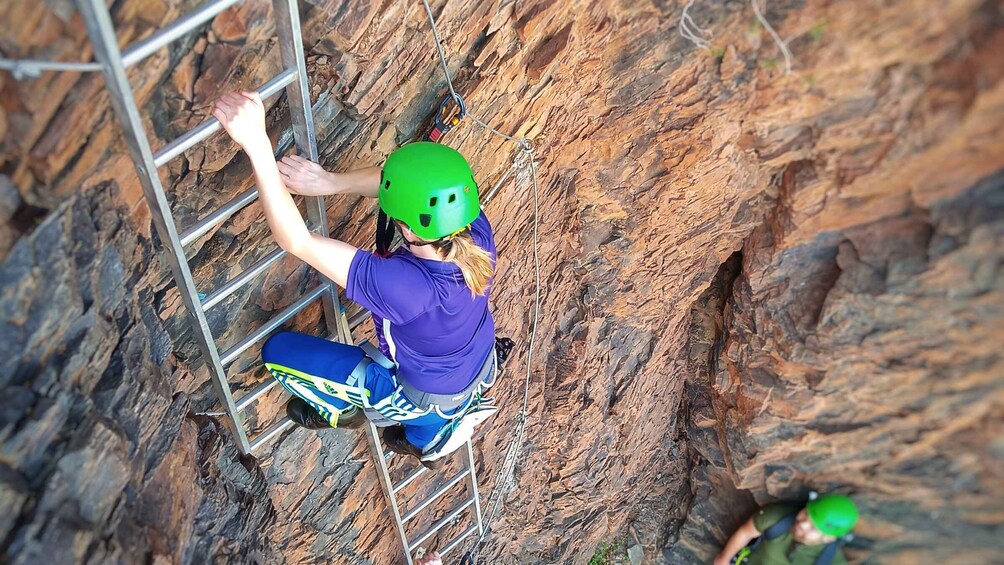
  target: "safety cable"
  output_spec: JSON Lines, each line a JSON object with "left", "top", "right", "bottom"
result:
{"left": 419, "top": 0, "right": 530, "bottom": 150}
{"left": 416, "top": 1, "right": 543, "bottom": 562}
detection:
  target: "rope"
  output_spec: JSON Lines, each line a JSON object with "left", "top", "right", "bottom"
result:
{"left": 415, "top": 2, "right": 542, "bottom": 562}
{"left": 679, "top": 0, "right": 712, "bottom": 52}
{"left": 469, "top": 147, "right": 540, "bottom": 562}
{"left": 750, "top": 0, "right": 793, "bottom": 75}
{"left": 419, "top": 0, "right": 530, "bottom": 150}
{"left": 0, "top": 58, "right": 103, "bottom": 80}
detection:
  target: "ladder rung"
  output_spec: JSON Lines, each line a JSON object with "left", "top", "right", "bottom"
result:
{"left": 180, "top": 187, "right": 258, "bottom": 246}
{"left": 408, "top": 497, "right": 475, "bottom": 551}
{"left": 438, "top": 523, "right": 478, "bottom": 558}
{"left": 249, "top": 416, "right": 294, "bottom": 452}
{"left": 393, "top": 465, "right": 427, "bottom": 494}
{"left": 121, "top": 0, "right": 244, "bottom": 68}
{"left": 153, "top": 68, "right": 298, "bottom": 167}
{"left": 220, "top": 283, "right": 326, "bottom": 366}
{"left": 235, "top": 376, "right": 280, "bottom": 412}
{"left": 203, "top": 247, "right": 287, "bottom": 310}
{"left": 402, "top": 470, "right": 469, "bottom": 523}
{"left": 236, "top": 326, "right": 340, "bottom": 412}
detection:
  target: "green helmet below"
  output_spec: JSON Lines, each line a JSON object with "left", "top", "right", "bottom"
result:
{"left": 807, "top": 494, "right": 859, "bottom": 537}
{"left": 379, "top": 142, "right": 481, "bottom": 241}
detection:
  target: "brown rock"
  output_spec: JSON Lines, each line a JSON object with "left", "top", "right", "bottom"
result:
{"left": 1, "top": 0, "right": 1002, "bottom": 564}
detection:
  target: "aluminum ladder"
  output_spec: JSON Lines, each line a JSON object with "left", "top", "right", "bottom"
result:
{"left": 360, "top": 342, "right": 485, "bottom": 565}
{"left": 76, "top": 0, "right": 352, "bottom": 454}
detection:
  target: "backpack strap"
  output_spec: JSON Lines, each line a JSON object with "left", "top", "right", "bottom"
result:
{"left": 813, "top": 540, "right": 844, "bottom": 565}
{"left": 737, "top": 511, "right": 797, "bottom": 562}
{"left": 762, "top": 512, "right": 798, "bottom": 540}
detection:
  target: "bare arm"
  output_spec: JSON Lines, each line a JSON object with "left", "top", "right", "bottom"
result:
{"left": 213, "top": 92, "right": 358, "bottom": 288}
{"left": 714, "top": 518, "right": 760, "bottom": 565}
{"left": 277, "top": 154, "right": 381, "bottom": 198}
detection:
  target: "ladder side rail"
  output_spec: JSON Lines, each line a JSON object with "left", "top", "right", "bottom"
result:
{"left": 271, "top": 0, "right": 351, "bottom": 344}
{"left": 466, "top": 440, "right": 485, "bottom": 536}
{"left": 76, "top": 0, "right": 252, "bottom": 453}
{"left": 365, "top": 423, "right": 415, "bottom": 565}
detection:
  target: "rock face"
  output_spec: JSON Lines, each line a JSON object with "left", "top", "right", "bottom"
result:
{"left": 1, "top": 0, "right": 1002, "bottom": 564}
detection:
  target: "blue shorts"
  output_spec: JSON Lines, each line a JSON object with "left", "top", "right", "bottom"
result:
{"left": 261, "top": 331, "right": 457, "bottom": 449}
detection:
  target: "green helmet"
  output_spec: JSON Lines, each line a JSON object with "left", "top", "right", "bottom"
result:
{"left": 807, "top": 494, "right": 859, "bottom": 537}
{"left": 379, "top": 142, "right": 480, "bottom": 241}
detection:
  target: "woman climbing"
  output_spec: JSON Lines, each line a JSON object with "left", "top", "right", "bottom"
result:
{"left": 213, "top": 91, "right": 512, "bottom": 466}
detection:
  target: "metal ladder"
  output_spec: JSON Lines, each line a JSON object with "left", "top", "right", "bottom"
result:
{"left": 73, "top": 0, "right": 487, "bottom": 558}
{"left": 359, "top": 346, "right": 484, "bottom": 565}
{"left": 368, "top": 429, "right": 484, "bottom": 564}
{"left": 75, "top": 0, "right": 352, "bottom": 454}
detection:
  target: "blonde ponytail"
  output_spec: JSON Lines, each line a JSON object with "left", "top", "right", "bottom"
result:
{"left": 435, "top": 231, "right": 494, "bottom": 296}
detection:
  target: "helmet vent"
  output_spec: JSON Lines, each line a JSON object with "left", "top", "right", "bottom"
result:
{"left": 429, "top": 197, "right": 438, "bottom": 207}
{"left": 419, "top": 214, "right": 432, "bottom": 228}
{"left": 383, "top": 180, "right": 391, "bottom": 190}
{"left": 448, "top": 193, "right": 456, "bottom": 203}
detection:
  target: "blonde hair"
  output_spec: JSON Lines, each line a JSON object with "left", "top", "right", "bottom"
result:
{"left": 433, "top": 230, "right": 494, "bottom": 296}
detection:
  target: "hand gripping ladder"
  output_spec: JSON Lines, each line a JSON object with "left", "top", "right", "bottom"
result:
{"left": 75, "top": 0, "right": 352, "bottom": 454}
{"left": 359, "top": 344, "right": 485, "bottom": 564}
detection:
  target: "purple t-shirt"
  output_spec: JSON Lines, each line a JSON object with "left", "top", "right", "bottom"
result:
{"left": 346, "top": 211, "right": 497, "bottom": 394}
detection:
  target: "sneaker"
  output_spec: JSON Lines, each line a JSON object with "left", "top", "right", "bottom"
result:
{"left": 286, "top": 398, "right": 333, "bottom": 430}
{"left": 382, "top": 425, "right": 444, "bottom": 470}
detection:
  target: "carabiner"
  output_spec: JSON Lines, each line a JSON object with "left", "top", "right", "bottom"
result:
{"left": 426, "top": 92, "right": 467, "bottom": 142}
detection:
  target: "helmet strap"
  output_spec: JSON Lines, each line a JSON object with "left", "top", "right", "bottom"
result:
{"left": 375, "top": 210, "right": 396, "bottom": 258}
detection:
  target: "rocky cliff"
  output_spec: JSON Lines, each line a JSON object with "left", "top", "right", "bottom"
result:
{"left": 1, "top": 0, "right": 1002, "bottom": 563}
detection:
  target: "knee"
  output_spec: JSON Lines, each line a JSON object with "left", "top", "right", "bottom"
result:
{"left": 262, "top": 331, "right": 296, "bottom": 364}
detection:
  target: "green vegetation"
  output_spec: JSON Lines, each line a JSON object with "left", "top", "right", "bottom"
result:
{"left": 589, "top": 539, "right": 627, "bottom": 565}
